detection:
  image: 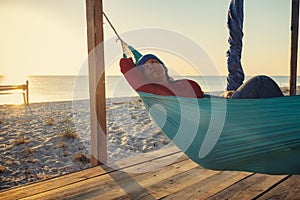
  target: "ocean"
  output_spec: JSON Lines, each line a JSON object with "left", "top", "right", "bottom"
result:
{"left": 0, "top": 75, "right": 299, "bottom": 105}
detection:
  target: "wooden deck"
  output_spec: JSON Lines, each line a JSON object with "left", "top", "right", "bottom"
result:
{"left": 1, "top": 146, "right": 300, "bottom": 200}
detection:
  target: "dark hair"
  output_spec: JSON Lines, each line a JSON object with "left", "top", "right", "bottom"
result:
{"left": 163, "top": 67, "right": 174, "bottom": 83}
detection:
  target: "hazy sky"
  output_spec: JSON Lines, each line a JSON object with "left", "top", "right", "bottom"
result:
{"left": 0, "top": 0, "right": 296, "bottom": 77}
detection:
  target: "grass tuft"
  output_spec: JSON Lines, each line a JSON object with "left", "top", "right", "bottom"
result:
{"left": 0, "top": 165, "right": 6, "bottom": 173}
{"left": 25, "top": 147, "right": 34, "bottom": 155}
{"left": 13, "top": 135, "right": 29, "bottom": 146}
{"left": 56, "top": 142, "right": 67, "bottom": 149}
{"left": 60, "top": 127, "right": 79, "bottom": 139}
{"left": 73, "top": 152, "right": 90, "bottom": 164}
{"left": 44, "top": 117, "right": 55, "bottom": 126}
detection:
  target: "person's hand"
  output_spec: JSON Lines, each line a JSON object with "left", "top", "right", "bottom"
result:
{"left": 222, "top": 90, "right": 235, "bottom": 99}
{"left": 120, "top": 57, "right": 136, "bottom": 74}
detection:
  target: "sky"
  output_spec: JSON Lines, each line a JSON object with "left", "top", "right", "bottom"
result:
{"left": 0, "top": 0, "right": 296, "bottom": 78}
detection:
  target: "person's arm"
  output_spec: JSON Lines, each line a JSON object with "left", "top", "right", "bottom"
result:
{"left": 120, "top": 57, "right": 149, "bottom": 91}
{"left": 120, "top": 58, "right": 169, "bottom": 94}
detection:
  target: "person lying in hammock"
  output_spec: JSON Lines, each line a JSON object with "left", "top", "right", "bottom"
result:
{"left": 120, "top": 54, "right": 204, "bottom": 98}
{"left": 120, "top": 0, "right": 286, "bottom": 99}
{"left": 120, "top": 54, "right": 284, "bottom": 99}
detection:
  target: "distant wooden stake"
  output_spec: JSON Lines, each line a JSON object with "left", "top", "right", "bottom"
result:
{"left": 290, "top": 0, "right": 299, "bottom": 96}
{"left": 26, "top": 80, "right": 29, "bottom": 105}
{"left": 86, "top": 0, "right": 107, "bottom": 166}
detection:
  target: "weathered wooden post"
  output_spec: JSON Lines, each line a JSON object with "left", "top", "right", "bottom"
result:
{"left": 25, "top": 80, "right": 29, "bottom": 105}
{"left": 86, "top": 0, "right": 107, "bottom": 166}
{"left": 290, "top": 0, "right": 299, "bottom": 96}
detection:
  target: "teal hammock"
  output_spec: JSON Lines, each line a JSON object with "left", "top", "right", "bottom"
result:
{"left": 138, "top": 92, "right": 300, "bottom": 175}
{"left": 104, "top": 0, "right": 300, "bottom": 174}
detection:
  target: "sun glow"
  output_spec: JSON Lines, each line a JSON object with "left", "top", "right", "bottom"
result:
{"left": 1, "top": 70, "right": 27, "bottom": 85}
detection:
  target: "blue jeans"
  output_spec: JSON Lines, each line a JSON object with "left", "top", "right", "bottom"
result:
{"left": 226, "top": 0, "right": 245, "bottom": 91}
{"left": 230, "top": 75, "right": 284, "bottom": 99}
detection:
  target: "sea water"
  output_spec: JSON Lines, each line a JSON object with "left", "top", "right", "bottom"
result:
{"left": 0, "top": 75, "right": 298, "bottom": 105}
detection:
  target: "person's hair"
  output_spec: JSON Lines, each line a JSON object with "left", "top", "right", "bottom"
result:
{"left": 137, "top": 54, "right": 174, "bottom": 83}
{"left": 163, "top": 67, "right": 174, "bottom": 83}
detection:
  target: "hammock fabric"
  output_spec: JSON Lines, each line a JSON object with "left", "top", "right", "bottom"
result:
{"left": 138, "top": 92, "right": 300, "bottom": 175}
{"left": 105, "top": 0, "right": 300, "bottom": 174}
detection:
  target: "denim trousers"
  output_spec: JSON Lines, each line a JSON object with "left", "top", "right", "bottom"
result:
{"left": 230, "top": 75, "right": 284, "bottom": 99}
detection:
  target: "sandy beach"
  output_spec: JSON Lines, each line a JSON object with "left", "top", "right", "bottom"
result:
{"left": 0, "top": 97, "right": 170, "bottom": 190}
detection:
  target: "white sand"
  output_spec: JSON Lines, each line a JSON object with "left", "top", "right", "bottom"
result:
{"left": 0, "top": 97, "right": 170, "bottom": 190}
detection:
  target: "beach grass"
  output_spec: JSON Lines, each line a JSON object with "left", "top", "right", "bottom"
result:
{"left": 13, "top": 135, "right": 30, "bottom": 146}
{"left": 59, "top": 128, "right": 79, "bottom": 139}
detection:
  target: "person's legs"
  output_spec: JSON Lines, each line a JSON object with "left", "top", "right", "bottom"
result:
{"left": 226, "top": 0, "right": 245, "bottom": 91}
{"left": 230, "top": 75, "right": 284, "bottom": 99}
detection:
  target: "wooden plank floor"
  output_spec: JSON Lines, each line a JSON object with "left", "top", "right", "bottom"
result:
{"left": 1, "top": 146, "right": 300, "bottom": 200}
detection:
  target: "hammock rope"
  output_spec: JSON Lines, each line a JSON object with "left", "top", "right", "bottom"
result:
{"left": 103, "top": 12, "right": 142, "bottom": 62}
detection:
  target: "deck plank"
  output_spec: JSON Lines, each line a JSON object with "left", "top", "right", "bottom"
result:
{"left": 0, "top": 166, "right": 106, "bottom": 200}
{"left": 207, "top": 173, "right": 287, "bottom": 200}
{"left": 13, "top": 152, "right": 187, "bottom": 200}
{"left": 0, "top": 146, "right": 181, "bottom": 200}
{"left": 81, "top": 157, "right": 197, "bottom": 200}
{"left": 257, "top": 175, "right": 300, "bottom": 199}
{"left": 162, "top": 170, "right": 251, "bottom": 200}
{"left": 138, "top": 166, "right": 220, "bottom": 200}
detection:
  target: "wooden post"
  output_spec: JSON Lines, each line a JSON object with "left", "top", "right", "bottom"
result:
{"left": 86, "top": 0, "right": 107, "bottom": 166}
{"left": 290, "top": 0, "right": 299, "bottom": 96}
{"left": 26, "top": 80, "right": 29, "bottom": 105}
